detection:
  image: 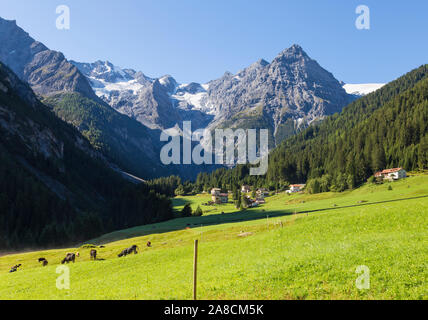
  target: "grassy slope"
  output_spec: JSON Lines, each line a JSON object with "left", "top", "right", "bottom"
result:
{"left": 0, "top": 175, "right": 427, "bottom": 300}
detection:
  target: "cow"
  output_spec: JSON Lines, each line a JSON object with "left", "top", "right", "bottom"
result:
{"left": 9, "top": 264, "right": 21, "bottom": 273}
{"left": 118, "top": 245, "right": 138, "bottom": 257}
{"left": 90, "top": 249, "right": 97, "bottom": 260}
{"left": 147, "top": 241, "right": 152, "bottom": 248}
{"left": 61, "top": 252, "right": 79, "bottom": 264}
{"left": 38, "top": 258, "right": 48, "bottom": 266}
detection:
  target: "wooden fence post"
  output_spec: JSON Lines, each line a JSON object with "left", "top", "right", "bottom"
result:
{"left": 193, "top": 239, "right": 198, "bottom": 300}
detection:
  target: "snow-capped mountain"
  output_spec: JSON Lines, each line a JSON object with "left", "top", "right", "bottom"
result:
{"left": 343, "top": 83, "right": 385, "bottom": 96}
{"left": 71, "top": 61, "right": 214, "bottom": 130}
{"left": 73, "top": 45, "right": 355, "bottom": 147}
{"left": 71, "top": 60, "right": 152, "bottom": 97}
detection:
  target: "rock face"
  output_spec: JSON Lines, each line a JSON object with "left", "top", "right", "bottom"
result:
{"left": 74, "top": 45, "right": 352, "bottom": 147}
{"left": 0, "top": 18, "right": 96, "bottom": 98}
{"left": 0, "top": 63, "right": 65, "bottom": 162}
{"left": 204, "top": 45, "right": 352, "bottom": 144}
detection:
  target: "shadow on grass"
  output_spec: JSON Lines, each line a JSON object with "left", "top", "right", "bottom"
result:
{"left": 171, "top": 197, "right": 192, "bottom": 214}
{"left": 93, "top": 195, "right": 428, "bottom": 245}
{"left": 171, "top": 198, "right": 189, "bottom": 207}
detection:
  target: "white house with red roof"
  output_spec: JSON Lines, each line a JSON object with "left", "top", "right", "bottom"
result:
{"left": 287, "top": 184, "right": 306, "bottom": 194}
{"left": 374, "top": 168, "right": 407, "bottom": 181}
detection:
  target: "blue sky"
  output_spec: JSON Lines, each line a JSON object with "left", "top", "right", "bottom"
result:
{"left": 0, "top": 0, "right": 426, "bottom": 84}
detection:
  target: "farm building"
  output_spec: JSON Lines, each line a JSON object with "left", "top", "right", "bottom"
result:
{"left": 374, "top": 168, "right": 407, "bottom": 181}
{"left": 256, "top": 188, "right": 269, "bottom": 198}
{"left": 287, "top": 184, "right": 306, "bottom": 194}
{"left": 211, "top": 188, "right": 229, "bottom": 204}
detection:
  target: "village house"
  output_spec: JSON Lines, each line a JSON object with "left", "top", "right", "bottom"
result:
{"left": 374, "top": 168, "right": 407, "bottom": 181}
{"left": 244, "top": 196, "right": 259, "bottom": 208}
{"left": 256, "top": 188, "right": 269, "bottom": 199}
{"left": 241, "top": 185, "right": 251, "bottom": 193}
{"left": 211, "top": 188, "right": 229, "bottom": 204}
{"left": 287, "top": 184, "right": 306, "bottom": 194}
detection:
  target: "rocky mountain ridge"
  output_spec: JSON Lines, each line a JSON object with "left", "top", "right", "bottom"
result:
{"left": 73, "top": 45, "right": 359, "bottom": 146}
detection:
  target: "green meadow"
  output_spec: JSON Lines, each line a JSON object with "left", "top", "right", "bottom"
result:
{"left": 0, "top": 175, "right": 427, "bottom": 300}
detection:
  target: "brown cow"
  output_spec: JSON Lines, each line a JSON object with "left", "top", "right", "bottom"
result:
{"left": 90, "top": 249, "right": 97, "bottom": 260}
{"left": 61, "top": 252, "right": 79, "bottom": 264}
{"left": 118, "top": 245, "right": 138, "bottom": 257}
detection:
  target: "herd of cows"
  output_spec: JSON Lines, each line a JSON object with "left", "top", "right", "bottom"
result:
{"left": 8, "top": 242, "right": 152, "bottom": 273}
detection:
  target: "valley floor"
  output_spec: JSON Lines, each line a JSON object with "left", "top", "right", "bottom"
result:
{"left": 0, "top": 175, "right": 427, "bottom": 300}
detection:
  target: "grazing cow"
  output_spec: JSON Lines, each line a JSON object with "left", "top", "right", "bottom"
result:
{"left": 147, "top": 241, "right": 152, "bottom": 248}
{"left": 9, "top": 264, "right": 22, "bottom": 273}
{"left": 118, "top": 245, "right": 139, "bottom": 257}
{"left": 61, "top": 252, "right": 79, "bottom": 264}
{"left": 38, "top": 258, "right": 48, "bottom": 266}
{"left": 90, "top": 249, "right": 97, "bottom": 260}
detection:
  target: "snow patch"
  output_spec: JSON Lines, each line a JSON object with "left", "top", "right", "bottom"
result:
{"left": 91, "top": 77, "right": 145, "bottom": 98}
{"left": 172, "top": 91, "right": 207, "bottom": 110}
{"left": 343, "top": 83, "right": 385, "bottom": 96}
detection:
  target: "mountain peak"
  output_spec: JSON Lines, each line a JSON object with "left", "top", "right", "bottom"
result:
{"left": 158, "top": 75, "right": 178, "bottom": 93}
{"left": 290, "top": 43, "right": 304, "bottom": 50}
{"left": 0, "top": 17, "right": 95, "bottom": 98}
{"left": 275, "top": 44, "right": 309, "bottom": 61}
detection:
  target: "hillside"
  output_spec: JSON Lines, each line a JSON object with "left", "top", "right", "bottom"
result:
{"left": 42, "top": 92, "right": 170, "bottom": 179}
{"left": 0, "top": 175, "right": 426, "bottom": 299}
{"left": 267, "top": 65, "right": 428, "bottom": 188}
{"left": 0, "top": 62, "right": 173, "bottom": 249}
